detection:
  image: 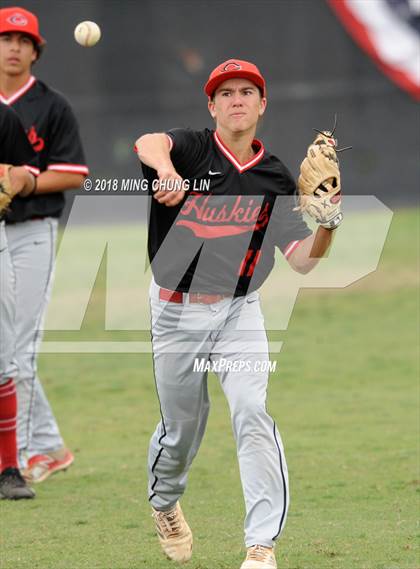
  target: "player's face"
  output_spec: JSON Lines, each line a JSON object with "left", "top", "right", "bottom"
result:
{"left": 208, "top": 78, "right": 267, "bottom": 135}
{"left": 0, "top": 33, "right": 37, "bottom": 76}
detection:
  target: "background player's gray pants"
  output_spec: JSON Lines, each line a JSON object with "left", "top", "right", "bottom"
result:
{"left": 0, "top": 222, "right": 18, "bottom": 385}
{"left": 6, "top": 219, "right": 64, "bottom": 468}
{"left": 148, "top": 280, "right": 289, "bottom": 548}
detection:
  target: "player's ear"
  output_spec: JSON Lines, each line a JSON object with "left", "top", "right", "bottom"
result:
{"left": 30, "top": 43, "right": 38, "bottom": 64}
{"left": 208, "top": 99, "right": 217, "bottom": 120}
{"left": 258, "top": 97, "right": 267, "bottom": 117}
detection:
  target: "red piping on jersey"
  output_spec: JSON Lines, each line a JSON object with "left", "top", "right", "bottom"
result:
{"left": 47, "top": 164, "right": 89, "bottom": 175}
{"left": 0, "top": 75, "right": 36, "bottom": 106}
{"left": 283, "top": 240, "right": 302, "bottom": 259}
{"left": 213, "top": 131, "right": 265, "bottom": 173}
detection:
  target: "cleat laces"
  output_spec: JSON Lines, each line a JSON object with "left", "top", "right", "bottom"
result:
{"left": 155, "top": 508, "right": 182, "bottom": 537}
{"left": 247, "top": 545, "right": 272, "bottom": 561}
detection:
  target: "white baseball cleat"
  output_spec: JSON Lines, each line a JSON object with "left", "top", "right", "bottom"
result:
{"left": 152, "top": 502, "right": 193, "bottom": 563}
{"left": 240, "top": 545, "right": 277, "bottom": 568}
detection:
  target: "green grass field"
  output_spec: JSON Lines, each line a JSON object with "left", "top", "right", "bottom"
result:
{"left": 2, "top": 209, "right": 419, "bottom": 569}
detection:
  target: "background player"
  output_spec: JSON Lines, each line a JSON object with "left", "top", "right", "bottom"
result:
{"left": 0, "top": 6, "right": 89, "bottom": 483}
{"left": 0, "top": 102, "right": 37, "bottom": 499}
{"left": 136, "top": 60, "right": 341, "bottom": 568}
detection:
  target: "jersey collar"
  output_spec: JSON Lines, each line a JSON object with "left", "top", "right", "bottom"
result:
{"left": 213, "top": 130, "right": 265, "bottom": 173}
{"left": 0, "top": 75, "right": 36, "bottom": 106}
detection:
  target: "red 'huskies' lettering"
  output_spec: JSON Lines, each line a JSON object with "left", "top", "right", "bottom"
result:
{"left": 177, "top": 195, "right": 270, "bottom": 238}
{"left": 27, "top": 126, "right": 45, "bottom": 152}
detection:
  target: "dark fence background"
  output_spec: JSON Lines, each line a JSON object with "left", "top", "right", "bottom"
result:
{"left": 14, "top": 0, "right": 419, "bottom": 216}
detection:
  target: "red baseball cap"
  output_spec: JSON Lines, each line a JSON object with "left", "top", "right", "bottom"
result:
{"left": 0, "top": 6, "right": 46, "bottom": 46}
{"left": 204, "top": 59, "right": 266, "bottom": 98}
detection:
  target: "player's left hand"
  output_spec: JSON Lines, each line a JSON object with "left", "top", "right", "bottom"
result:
{"left": 296, "top": 132, "right": 342, "bottom": 230}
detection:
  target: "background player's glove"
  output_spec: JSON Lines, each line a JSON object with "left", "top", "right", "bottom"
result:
{"left": 0, "top": 164, "right": 13, "bottom": 218}
{"left": 297, "top": 132, "right": 342, "bottom": 230}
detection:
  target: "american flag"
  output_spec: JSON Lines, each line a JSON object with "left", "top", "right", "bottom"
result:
{"left": 329, "top": 0, "right": 420, "bottom": 100}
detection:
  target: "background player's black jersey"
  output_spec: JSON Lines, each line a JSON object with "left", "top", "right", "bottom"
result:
{"left": 0, "top": 103, "right": 35, "bottom": 166}
{"left": 0, "top": 76, "right": 88, "bottom": 223}
{"left": 142, "top": 128, "right": 312, "bottom": 296}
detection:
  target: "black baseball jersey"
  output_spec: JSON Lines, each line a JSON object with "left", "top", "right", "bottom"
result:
{"left": 142, "top": 128, "right": 312, "bottom": 296}
{"left": 0, "top": 102, "right": 35, "bottom": 166}
{"left": 0, "top": 75, "right": 89, "bottom": 223}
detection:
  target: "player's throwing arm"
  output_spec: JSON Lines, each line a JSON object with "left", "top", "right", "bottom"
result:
{"left": 135, "top": 133, "right": 186, "bottom": 207}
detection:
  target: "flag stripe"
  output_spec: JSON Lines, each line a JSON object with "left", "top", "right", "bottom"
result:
{"left": 329, "top": 0, "right": 420, "bottom": 100}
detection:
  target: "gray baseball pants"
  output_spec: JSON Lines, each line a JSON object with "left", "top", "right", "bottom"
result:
{"left": 148, "top": 279, "right": 289, "bottom": 548}
{"left": 6, "top": 218, "right": 64, "bottom": 468}
{"left": 0, "top": 221, "right": 18, "bottom": 384}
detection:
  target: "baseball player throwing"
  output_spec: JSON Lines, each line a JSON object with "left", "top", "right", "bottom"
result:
{"left": 0, "top": 7, "right": 89, "bottom": 483}
{"left": 0, "top": 102, "right": 38, "bottom": 499}
{"left": 136, "top": 59, "right": 342, "bottom": 568}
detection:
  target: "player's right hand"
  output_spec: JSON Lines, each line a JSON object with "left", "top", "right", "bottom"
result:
{"left": 154, "top": 167, "right": 186, "bottom": 207}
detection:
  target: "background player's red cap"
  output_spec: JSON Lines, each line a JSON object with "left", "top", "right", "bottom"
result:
{"left": 0, "top": 6, "right": 46, "bottom": 46}
{"left": 204, "top": 59, "right": 266, "bottom": 98}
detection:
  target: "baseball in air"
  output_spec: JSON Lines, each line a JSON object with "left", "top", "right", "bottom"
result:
{"left": 74, "top": 21, "right": 101, "bottom": 47}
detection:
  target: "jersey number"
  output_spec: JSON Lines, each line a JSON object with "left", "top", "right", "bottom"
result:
{"left": 238, "top": 249, "right": 261, "bottom": 277}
